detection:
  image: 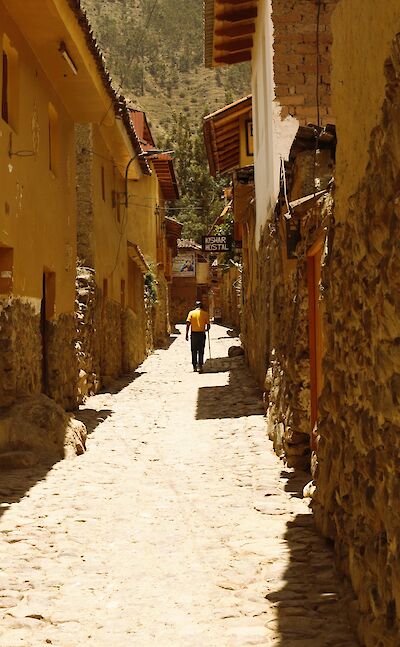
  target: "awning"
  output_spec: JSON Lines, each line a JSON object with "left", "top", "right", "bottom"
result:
{"left": 203, "top": 95, "right": 252, "bottom": 176}
{"left": 204, "top": 0, "right": 258, "bottom": 68}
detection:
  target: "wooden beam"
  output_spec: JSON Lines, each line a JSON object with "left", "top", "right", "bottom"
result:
{"left": 215, "top": 37, "right": 253, "bottom": 52}
{"left": 215, "top": 123, "right": 239, "bottom": 139}
{"left": 215, "top": 131, "right": 240, "bottom": 148}
{"left": 215, "top": 22, "right": 256, "bottom": 38}
{"left": 215, "top": 131, "right": 239, "bottom": 146}
{"left": 215, "top": 6, "right": 257, "bottom": 22}
{"left": 214, "top": 50, "right": 252, "bottom": 65}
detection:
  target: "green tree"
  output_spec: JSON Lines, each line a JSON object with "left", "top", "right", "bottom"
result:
{"left": 160, "top": 112, "right": 227, "bottom": 242}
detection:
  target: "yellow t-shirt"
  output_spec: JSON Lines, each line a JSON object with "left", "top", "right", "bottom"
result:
{"left": 186, "top": 308, "right": 210, "bottom": 332}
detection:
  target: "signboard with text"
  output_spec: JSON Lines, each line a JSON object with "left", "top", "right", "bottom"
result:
{"left": 202, "top": 235, "right": 232, "bottom": 253}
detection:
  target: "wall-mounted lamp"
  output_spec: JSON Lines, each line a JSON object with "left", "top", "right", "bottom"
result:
{"left": 59, "top": 41, "right": 78, "bottom": 76}
{"left": 124, "top": 148, "right": 174, "bottom": 208}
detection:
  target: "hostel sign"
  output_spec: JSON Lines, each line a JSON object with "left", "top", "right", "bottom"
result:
{"left": 202, "top": 235, "right": 232, "bottom": 252}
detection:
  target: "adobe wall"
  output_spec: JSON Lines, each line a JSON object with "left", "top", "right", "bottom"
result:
{"left": 271, "top": 0, "right": 338, "bottom": 126}
{"left": 313, "top": 20, "right": 400, "bottom": 646}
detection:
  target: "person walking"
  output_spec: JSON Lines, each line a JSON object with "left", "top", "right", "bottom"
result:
{"left": 186, "top": 300, "right": 210, "bottom": 373}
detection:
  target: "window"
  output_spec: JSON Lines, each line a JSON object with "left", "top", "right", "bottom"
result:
{"left": 48, "top": 103, "right": 59, "bottom": 174}
{"left": 1, "top": 35, "right": 18, "bottom": 130}
{"left": 2, "top": 52, "right": 8, "bottom": 123}
{"left": 0, "top": 245, "right": 13, "bottom": 294}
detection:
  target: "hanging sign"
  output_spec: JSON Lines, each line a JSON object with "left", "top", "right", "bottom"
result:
{"left": 202, "top": 235, "right": 232, "bottom": 252}
{"left": 172, "top": 252, "right": 196, "bottom": 277}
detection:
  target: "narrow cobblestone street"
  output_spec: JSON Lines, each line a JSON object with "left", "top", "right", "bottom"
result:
{"left": 0, "top": 325, "right": 357, "bottom": 646}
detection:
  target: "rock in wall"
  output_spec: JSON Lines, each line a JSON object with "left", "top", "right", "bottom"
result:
{"left": 314, "top": 38, "right": 400, "bottom": 646}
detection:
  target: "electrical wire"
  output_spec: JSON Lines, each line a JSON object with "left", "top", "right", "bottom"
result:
{"left": 316, "top": 0, "right": 322, "bottom": 128}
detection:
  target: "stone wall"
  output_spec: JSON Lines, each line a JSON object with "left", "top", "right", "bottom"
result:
{"left": 153, "top": 272, "right": 170, "bottom": 346}
{"left": 76, "top": 266, "right": 102, "bottom": 402}
{"left": 45, "top": 313, "right": 78, "bottom": 411}
{"left": 313, "top": 33, "right": 400, "bottom": 646}
{"left": 75, "top": 124, "right": 94, "bottom": 267}
{"left": 272, "top": 0, "right": 338, "bottom": 125}
{"left": 0, "top": 297, "right": 77, "bottom": 412}
{"left": 0, "top": 298, "right": 41, "bottom": 408}
{"left": 241, "top": 138, "right": 334, "bottom": 471}
{"left": 122, "top": 306, "right": 147, "bottom": 372}
{"left": 170, "top": 278, "right": 197, "bottom": 324}
{"left": 100, "top": 298, "right": 123, "bottom": 386}
{"left": 220, "top": 266, "right": 241, "bottom": 330}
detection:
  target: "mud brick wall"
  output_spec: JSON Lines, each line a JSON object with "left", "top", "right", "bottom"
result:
{"left": 46, "top": 313, "right": 78, "bottom": 411}
{"left": 272, "top": 0, "right": 337, "bottom": 125}
{"left": 0, "top": 298, "right": 42, "bottom": 408}
{"left": 313, "top": 33, "right": 400, "bottom": 646}
{"left": 100, "top": 299, "right": 122, "bottom": 385}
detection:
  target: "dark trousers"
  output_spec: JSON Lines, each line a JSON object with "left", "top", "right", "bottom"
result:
{"left": 191, "top": 331, "right": 206, "bottom": 368}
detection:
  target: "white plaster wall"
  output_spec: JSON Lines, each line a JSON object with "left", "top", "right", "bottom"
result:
{"left": 251, "top": 0, "right": 298, "bottom": 248}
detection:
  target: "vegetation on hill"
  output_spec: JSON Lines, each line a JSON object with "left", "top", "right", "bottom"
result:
{"left": 82, "top": 0, "right": 250, "bottom": 240}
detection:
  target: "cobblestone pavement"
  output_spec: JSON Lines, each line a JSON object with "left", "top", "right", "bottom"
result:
{"left": 0, "top": 325, "right": 358, "bottom": 646}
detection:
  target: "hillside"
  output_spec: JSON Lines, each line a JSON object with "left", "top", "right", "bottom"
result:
{"left": 81, "top": 0, "right": 250, "bottom": 240}
{"left": 81, "top": 0, "right": 250, "bottom": 137}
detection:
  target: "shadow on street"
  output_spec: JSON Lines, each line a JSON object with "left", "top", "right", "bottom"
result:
{"left": 196, "top": 355, "right": 264, "bottom": 420}
{"left": 0, "top": 459, "right": 56, "bottom": 521}
{"left": 269, "top": 471, "right": 360, "bottom": 646}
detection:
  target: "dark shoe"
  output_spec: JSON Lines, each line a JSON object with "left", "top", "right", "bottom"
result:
{"left": 198, "top": 366, "right": 203, "bottom": 374}
{"left": 193, "top": 366, "right": 198, "bottom": 372}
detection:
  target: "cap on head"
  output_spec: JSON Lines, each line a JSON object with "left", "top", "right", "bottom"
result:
{"left": 195, "top": 300, "right": 202, "bottom": 308}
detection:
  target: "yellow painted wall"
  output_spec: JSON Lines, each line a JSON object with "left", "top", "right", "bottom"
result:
{"left": 0, "top": 3, "right": 76, "bottom": 315}
{"left": 90, "top": 124, "right": 128, "bottom": 303}
{"left": 127, "top": 163, "right": 160, "bottom": 264}
{"left": 331, "top": 1, "right": 400, "bottom": 220}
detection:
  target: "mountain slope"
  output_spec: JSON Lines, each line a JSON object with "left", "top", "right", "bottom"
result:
{"left": 81, "top": 0, "right": 250, "bottom": 137}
